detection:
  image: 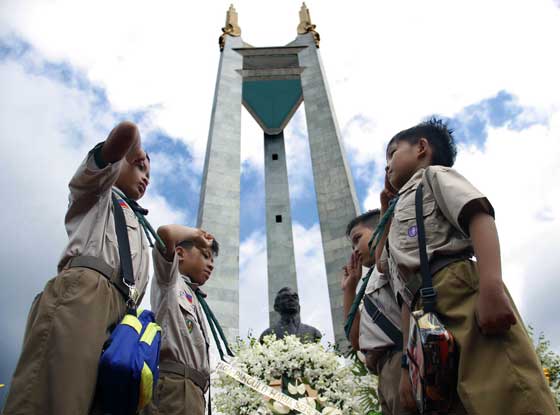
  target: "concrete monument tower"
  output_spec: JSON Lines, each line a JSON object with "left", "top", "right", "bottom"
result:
{"left": 197, "top": 4, "right": 359, "bottom": 348}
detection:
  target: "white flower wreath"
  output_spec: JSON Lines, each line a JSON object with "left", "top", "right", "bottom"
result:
{"left": 212, "top": 335, "right": 379, "bottom": 414}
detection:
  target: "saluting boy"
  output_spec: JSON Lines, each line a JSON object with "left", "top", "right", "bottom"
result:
{"left": 343, "top": 210, "right": 415, "bottom": 415}
{"left": 381, "top": 118, "right": 556, "bottom": 414}
{"left": 145, "top": 224, "right": 218, "bottom": 415}
{"left": 4, "top": 122, "right": 152, "bottom": 415}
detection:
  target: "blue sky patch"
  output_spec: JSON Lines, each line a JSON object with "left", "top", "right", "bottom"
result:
{"left": 240, "top": 163, "right": 265, "bottom": 237}
{"left": 144, "top": 131, "right": 200, "bottom": 221}
{"left": 446, "top": 90, "right": 545, "bottom": 147}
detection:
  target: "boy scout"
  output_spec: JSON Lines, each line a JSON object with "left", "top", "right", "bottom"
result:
{"left": 381, "top": 118, "right": 557, "bottom": 413}
{"left": 343, "top": 210, "right": 415, "bottom": 415}
{"left": 4, "top": 121, "right": 152, "bottom": 415}
{"left": 145, "top": 224, "right": 218, "bottom": 415}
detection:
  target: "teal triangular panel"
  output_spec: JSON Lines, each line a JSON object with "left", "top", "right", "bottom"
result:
{"left": 242, "top": 79, "right": 302, "bottom": 131}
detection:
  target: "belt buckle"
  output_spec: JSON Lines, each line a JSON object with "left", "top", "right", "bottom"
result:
{"left": 124, "top": 281, "right": 139, "bottom": 306}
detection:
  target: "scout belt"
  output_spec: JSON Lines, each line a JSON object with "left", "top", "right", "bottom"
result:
{"left": 159, "top": 360, "right": 209, "bottom": 392}
{"left": 67, "top": 255, "right": 138, "bottom": 305}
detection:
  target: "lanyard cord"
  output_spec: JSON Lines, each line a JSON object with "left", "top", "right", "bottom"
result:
{"left": 194, "top": 289, "right": 234, "bottom": 361}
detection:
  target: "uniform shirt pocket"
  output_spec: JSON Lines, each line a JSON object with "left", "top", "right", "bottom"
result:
{"left": 177, "top": 297, "right": 206, "bottom": 348}
{"left": 393, "top": 197, "right": 437, "bottom": 250}
{"left": 123, "top": 208, "right": 140, "bottom": 258}
{"left": 105, "top": 208, "right": 140, "bottom": 258}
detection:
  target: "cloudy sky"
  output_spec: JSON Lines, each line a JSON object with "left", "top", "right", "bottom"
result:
{"left": 1, "top": 0, "right": 560, "bottom": 396}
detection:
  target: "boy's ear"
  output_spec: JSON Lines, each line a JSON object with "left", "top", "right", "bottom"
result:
{"left": 417, "top": 137, "right": 430, "bottom": 159}
{"left": 175, "top": 246, "right": 184, "bottom": 262}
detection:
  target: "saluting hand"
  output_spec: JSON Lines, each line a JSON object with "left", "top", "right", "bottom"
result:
{"left": 341, "top": 251, "right": 362, "bottom": 291}
{"left": 192, "top": 229, "right": 214, "bottom": 250}
{"left": 380, "top": 171, "right": 397, "bottom": 214}
{"left": 129, "top": 148, "right": 148, "bottom": 169}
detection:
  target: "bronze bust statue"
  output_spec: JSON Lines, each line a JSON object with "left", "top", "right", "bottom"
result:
{"left": 259, "top": 287, "right": 322, "bottom": 343}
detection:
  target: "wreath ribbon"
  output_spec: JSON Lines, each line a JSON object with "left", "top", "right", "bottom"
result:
{"left": 215, "top": 361, "right": 321, "bottom": 415}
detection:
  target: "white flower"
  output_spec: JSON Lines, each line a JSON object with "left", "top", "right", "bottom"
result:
{"left": 298, "top": 396, "right": 317, "bottom": 409}
{"left": 322, "top": 407, "right": 343, "bottom": 415}
{"left": 288, "top": 381, "right": 307, "bottom": 396}
{"left": 272, "top": 401, "right": 291, "bottom": 414}
{"left": 213, "top": 335, "right": 378, "bottom": 414}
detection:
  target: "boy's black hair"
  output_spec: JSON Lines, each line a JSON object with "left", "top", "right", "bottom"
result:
{"left": 177, "top": 239, "right": 220, "bottom": 257}
{"left": 346, "top": 209, "right": 380, "bottom": 237}
{"left": 388, "top": 117, "right": 457, "bottom": 167}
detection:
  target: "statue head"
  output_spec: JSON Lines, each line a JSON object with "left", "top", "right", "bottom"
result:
{"left": 273, "top": 287, "right": 300, "bottom": 316}
{"left": 260, "top": 286, "right": 322, "bottom": 344}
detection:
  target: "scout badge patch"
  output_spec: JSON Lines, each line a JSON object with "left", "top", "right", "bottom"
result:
{"left": 406, "top": 183, "right": 457, "bottom": 413}
{"left": 98, "top": 308, "right": 162, "bottom": 415}
{"left": 186, "top": 318, "right": 194, "bottom": 333}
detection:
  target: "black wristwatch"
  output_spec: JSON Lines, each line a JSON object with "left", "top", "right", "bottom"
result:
{"left": 401, "top": 353, "right": 409, "bottom": 369}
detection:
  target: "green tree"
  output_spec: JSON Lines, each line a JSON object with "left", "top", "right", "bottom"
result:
{"left": 530, "top": 326, "right": 560, "bottom": 409}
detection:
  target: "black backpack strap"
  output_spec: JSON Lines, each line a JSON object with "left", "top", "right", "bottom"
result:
{"left": 111, "top": 193, "right": 137, "bottom": 305}
{"left": 415, "top": 183, "right": 437, "bottom": 313}
{"left": 363, "top": 295, "right": 402, "bottom": 349}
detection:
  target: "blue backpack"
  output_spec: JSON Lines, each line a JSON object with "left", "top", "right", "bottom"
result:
{"left": 98, "top": 308, "right": 162, "bottom": 415}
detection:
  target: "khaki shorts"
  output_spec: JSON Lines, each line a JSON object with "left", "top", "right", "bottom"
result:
{"left": 428, "top": 260, "right": 557, "bottom": 415}
{"left": 377, "top": 350, "right": 418, "bottom": 415}
{"left": 3, "top": 267, "right": 126, "bottom": 415}
{"left": 142, "top": 373, "right": 205, "bottom": 415}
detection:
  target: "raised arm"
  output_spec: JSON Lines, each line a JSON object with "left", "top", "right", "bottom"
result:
{"left": 100, "top": 121, "right": 143, "bottom": 165}
{"left": 341, "top": 251, "right": 362, "bottom": 351}
{"left": 157, "top": 225, "right": 214, "bottom": 261}
{"left": 375, "top": 173, "right": 397, "bottom": 271}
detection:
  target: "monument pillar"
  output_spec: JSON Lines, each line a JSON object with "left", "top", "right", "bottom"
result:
{"left": 264, "top": 132, "right": 298, "bottom": 326}
{"left": 199, "top": 4, "right": 359, "bottom": 349}
{"left": 196, "top": 6, "right": 244, "bottom": 341}
{"left": 290, "top": 9, "right": 360, "bottom": 348}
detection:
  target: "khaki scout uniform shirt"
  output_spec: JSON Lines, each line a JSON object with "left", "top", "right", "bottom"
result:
{"left": 151, "top": 248, "right": 210, "bottom": 380}
{"left": 385, "top": 166, "right": 493, "bottom": 307}
{"left": 359, "top": 267, "right": 402, "bottom": 352}
{"left": 58, "top": 151, "right": 150, "bottom": 294}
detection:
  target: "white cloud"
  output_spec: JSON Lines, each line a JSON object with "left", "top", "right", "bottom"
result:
{"left": 238, "top": 230, "right": 269, "bottom": 339}
{"left": 292, "top": 222, "right": 335, "bottom": 345}
{"left": 454, "top": 112, "right": 560, "bottom": 321}
{"left": 0, "top": 55, "right": 189, "bottom": 378}
{"left": 2, "top": 0, "right": 560, "bottom": 375}
{"left": 284, "top": 107, "right": 316, "bottom": 201}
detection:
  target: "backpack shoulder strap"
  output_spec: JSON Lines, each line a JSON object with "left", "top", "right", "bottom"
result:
{"left": 111, "top": 192, "right": 136, "bottom": 304}
{"left": 363, "top": 295, "right": 402, "bottom": 349}
{"left": 415, "top": 183, "right": 437, "bottom": 313}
